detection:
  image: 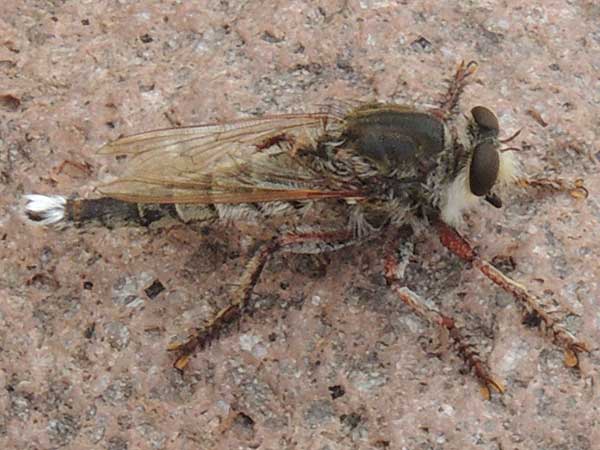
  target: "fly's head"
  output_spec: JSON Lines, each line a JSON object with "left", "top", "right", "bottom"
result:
{"left": 438, "top": 106, "right": 521, "bottom": 226}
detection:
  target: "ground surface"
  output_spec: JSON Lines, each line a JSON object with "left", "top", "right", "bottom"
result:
{"left": 1, "top": 1, "right": 600, "bottom": 449}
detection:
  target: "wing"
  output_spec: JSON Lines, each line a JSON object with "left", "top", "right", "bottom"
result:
{"left": 97, "top": 113, "right": 365, "bottom": 204}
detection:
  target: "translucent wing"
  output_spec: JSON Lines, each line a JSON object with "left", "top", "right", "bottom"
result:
{"left": 97, "top": 113, "right": 365, "bottom": 204}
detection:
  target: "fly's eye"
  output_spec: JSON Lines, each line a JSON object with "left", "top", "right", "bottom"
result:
{"left": 469, "top": 142, "right": 499, "bottom": 196}
{"left": 471, "top": 106, "right": 499, "bottom": 133}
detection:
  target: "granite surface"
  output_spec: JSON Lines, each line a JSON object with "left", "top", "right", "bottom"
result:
{"left": 1, "top": 1, "right": 599, "bottom": 449}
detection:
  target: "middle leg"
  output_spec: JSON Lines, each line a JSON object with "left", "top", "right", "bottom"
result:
{"left": 383, "top": 228, "right": 505, "bottom": 397}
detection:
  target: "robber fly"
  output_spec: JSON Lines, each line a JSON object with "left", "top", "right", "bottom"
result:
{"left": 24, "top": 62, "right": 588, "bottom": 396}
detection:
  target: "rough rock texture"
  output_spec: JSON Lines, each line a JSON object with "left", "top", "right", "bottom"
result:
{"left": 1, "top": 1, "right": 599, "bottom": 449}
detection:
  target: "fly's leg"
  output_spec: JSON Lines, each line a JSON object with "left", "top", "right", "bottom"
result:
{"left": 169, "top": 230, "right": 356, "bottom": 371}
{"left": 437, "top": 60, "right": 479, "bottom": 120}
{"left": 436, "top": 220, "right": 590, "bottom": 368}
{"left": 519, "top": 177, "right": 589, "bottom": 200}
{"left": 169, "top": 239, "right": 281, "bottom": 370}
{"left": 383, "top": 231, "right": 505, "bottom": 398}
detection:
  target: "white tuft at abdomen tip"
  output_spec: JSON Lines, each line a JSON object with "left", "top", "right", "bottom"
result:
{"left": 23, "top": 194, "right": 66, "bottom": 226}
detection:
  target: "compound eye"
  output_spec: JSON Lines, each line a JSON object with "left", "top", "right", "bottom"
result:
{"left": 471, "top": 106, "right": 499, "bottom": 133}
{"left": 469, "top": 142, "right": 499, "bottom": 196}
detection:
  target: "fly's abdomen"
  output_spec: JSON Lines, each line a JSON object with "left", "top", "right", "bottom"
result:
{"left": 23, "top": 195, "right": 214, "bottom": 228}
{"left": 67, "top": 198, "right": 179, "bottom": 227}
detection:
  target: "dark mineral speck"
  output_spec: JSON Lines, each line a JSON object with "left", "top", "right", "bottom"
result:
{"left": 328, "top": 385, "right": 345, "bottom": 400}
{"left": 410, "top": 36, "right": 433, "bottom": 52}
{"left": 144, "top": 279, "right": 165, "bottom": 299}
{"left": 522, "top": 311, "right": 543, "bottom": 328}
{"left": 84, "top": 322, "right": 96, "bottom": 339}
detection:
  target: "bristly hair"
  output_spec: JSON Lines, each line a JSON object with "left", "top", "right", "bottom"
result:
{"left": 23, "top": 195, "right": 66, "bottom": 226}
{"left": 440, "top": 145, "right": 521, "bottom": 227}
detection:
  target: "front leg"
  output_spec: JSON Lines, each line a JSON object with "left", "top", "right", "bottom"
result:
{"left": 383, "top": 231, "right": 505, "bottom": 397}
{"left": 436, "top": 60, "right": 479, "bottom": 120}
{"left": 436, "top": 220, "right": 589, "bottom": 367}
{"left": 518, "top": 176, "right": 589, "bottom": 200}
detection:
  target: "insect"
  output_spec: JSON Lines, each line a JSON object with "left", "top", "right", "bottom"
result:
{"left": 23, "top": 61, "right": 588, "bottom": 397}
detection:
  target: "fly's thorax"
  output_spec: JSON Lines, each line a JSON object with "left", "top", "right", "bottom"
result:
{"left": 342, "top": 104, "right": 447, "bottom": 175}
{"left": 332, "top": 104, "right": 458, "bottom": 223}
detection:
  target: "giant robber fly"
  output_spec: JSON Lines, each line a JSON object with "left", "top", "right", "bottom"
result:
{"left": 24, "top": 61, "right": 588, "bottom": 397}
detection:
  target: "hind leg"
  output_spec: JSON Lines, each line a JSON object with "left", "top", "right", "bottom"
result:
{"left": 169, "top": 229, "right": 358, "bottom": 370}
